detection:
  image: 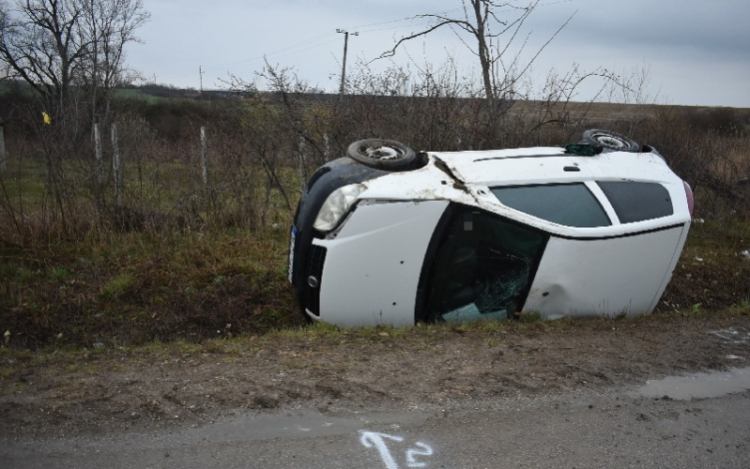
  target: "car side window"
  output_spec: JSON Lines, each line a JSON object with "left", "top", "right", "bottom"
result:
{"left": 491, "top": 184, "right": 611, "bottom": 227}
{"left": 597, "top": 181, "right": 673, "bottom": 223}
{"left": 425, "top": 210, "right": 548, "bottom": 323}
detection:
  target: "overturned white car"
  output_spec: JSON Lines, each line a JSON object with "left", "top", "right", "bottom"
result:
{"left": 289, "top": 130, "right": 694, "bottom": 327}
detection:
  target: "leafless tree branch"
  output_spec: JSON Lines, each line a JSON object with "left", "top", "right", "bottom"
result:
{"left": 0, "top": 0, "right": 149, "bottom": 113}
{"left": 374, "top": 0, "right": 577, "bottom": 104}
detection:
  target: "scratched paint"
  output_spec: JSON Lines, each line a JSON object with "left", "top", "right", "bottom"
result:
{"left": 360, "top": 431, "right": 434, "bottom": 469}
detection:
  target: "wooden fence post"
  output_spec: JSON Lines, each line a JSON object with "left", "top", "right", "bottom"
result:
{"left": 200, "top": 126, "right": 209, "bottom": 187}
{"left": 0, "top": 120, "right": 6, "bottom": 174}
{"left": 93, "top": 123, "right": 105, "bottom": 210}
{"left": 111, "top": 124, "right": 122, "bottom": 207}
{"left": 93, "top": 123, "right": 103, "bottom": 185}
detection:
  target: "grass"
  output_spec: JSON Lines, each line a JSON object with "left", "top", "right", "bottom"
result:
{"left": 0, "top": 226, "right": 304, "bottom": 349}
{"left": 0, "top": 152, "right": 299, "bottom": 244}
{"left": 1, "top": 213, "right": 749, "bottom": 351}
{"left": 656, "top": 217, "right": 750, "bottom": 313}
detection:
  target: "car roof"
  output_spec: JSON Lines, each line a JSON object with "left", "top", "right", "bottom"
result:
{"left": 356, "top": 146, "right": 690, "bottom": 238}
{"left": 430, "top": 147, "right": 679, "bottom": 187}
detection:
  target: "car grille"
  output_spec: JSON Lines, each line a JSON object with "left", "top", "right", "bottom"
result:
{"left": 305, "top": 245, "right": 327, "bottom": 317}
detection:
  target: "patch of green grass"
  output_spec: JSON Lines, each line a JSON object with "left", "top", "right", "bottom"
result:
{"left": 0, "top": 158, "right": 50, "bottom": 211}
{"left": 114, "top": 88, "right": 163, "bottom": 104}
{"left": 48, "top": 266, "right": 71, "bottom": 281}
{"left": 276, "top": 322, "right": 338, "bottom": 339}
{"left": 515, "top": 312, "right": 544, "bottom": 323}
{"left": 100, "top": 272, "right": 134, "bottom": 299}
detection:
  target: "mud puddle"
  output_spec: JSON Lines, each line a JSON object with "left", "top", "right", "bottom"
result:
{"left": 635, "top": 367, "right": 750, "bottom": 400}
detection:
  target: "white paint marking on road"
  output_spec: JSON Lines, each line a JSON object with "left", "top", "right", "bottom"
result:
{"left": 406, "top": 442, "right": 433, "bottom": 467}
{"left": 360, "top": 431, "right": 404, "bottom": 469}
{"left": 359, "top": 431, "right": 435, "bottom": 469}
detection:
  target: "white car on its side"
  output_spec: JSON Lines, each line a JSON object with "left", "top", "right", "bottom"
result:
{"left": 288, "top": 130, "right": 694, "bottom": 327}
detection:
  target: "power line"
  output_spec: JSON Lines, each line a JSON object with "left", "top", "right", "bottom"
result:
{"left": 336, "top": 7, "right": 465, "bottom": 31}
{"left": 269, "top": 37, "right": 341, "bottom": 61}
{"left": 232, "top": 31, "right": 338, "bottom": 65}
{"left": 357, "top": 20, "right": 437, "bottom": 35}
{"left": 336, "top": 1, "right": 573, "bottom": 32}
{"left": 217, "top": 0, "right": 576, "bottom": 74}
{"left": 227, "top": 20, "right": 425, "bottom": 68}
{"left": 230, "top": 38, "right": 340, "bottom": 67}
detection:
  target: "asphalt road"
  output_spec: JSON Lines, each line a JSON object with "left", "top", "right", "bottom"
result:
{"left": 3, "top": 367, "right": 750, "bottom": 469}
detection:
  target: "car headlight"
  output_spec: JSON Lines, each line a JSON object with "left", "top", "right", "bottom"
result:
{"left": 313, "top": 183, "right": 366, "bottom": 232}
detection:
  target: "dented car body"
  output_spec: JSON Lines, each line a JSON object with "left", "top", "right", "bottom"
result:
{"left": 289, "top": 132, "right": 694, "bottom": 327}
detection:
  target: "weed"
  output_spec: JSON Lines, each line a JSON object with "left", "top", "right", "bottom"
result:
{"left": 729, "top": 298, "right": 750, "bottom": 315}
{"left": 689, "top": 303, "right": 704, "bottom": 316}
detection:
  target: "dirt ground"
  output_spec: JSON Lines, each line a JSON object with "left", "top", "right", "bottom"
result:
{"left": 2, "top": 312, "right": 750, "bottom": 439}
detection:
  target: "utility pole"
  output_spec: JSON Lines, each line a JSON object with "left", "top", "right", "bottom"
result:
{"left": 199, "top": 66, "right": 204, "bottom": 95}
{"left": 336, "top": 29, "right": 358, "bottom": 97}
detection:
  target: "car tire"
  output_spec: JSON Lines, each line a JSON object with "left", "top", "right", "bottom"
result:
{"left": 347, "top": 139, "right": 417, "bottom": 171}
{"left": 582, "top": 129, "right": 640, "bottom": 153}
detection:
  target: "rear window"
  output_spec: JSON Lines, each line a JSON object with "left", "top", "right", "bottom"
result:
{"left": 491, "top": 184, "right": 611, "bottom": 227}
{"left": 597, "top": 181, "right": 673, "bottom": 223}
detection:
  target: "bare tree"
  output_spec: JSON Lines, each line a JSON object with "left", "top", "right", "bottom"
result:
{"left": 78, "top": 0, "right": 149, "bottom": 121}
{"left": 378, "top": 0, "right": 574, "bottom": 105}
{"left": 0, "top": 0, "right": 149, "bottom": 113}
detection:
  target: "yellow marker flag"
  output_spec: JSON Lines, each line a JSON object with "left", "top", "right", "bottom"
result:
{"left": 42, "top": 112, "right": 51, "bottom": 125}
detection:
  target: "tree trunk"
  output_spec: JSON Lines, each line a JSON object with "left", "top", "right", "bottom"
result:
{"left": 472, "top": 0, "right": 494, "bottom": 103}
{"left": 0, "top": 122, "right": 6, "bottom": 174}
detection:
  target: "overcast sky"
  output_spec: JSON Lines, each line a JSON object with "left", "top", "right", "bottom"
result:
{"left": 127, "top": 0, "right": 750, "bottom": 107}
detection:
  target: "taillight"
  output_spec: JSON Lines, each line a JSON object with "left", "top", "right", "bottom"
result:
{"left": 683, "top": 180, "right": 695, "bottom": 217}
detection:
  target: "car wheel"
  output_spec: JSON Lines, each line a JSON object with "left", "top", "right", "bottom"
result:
{"left": 347, "top": 139, "right": 417, "bottom": 171}
{"left": 582, "top": 129, "right": 640, "bottom": 153}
